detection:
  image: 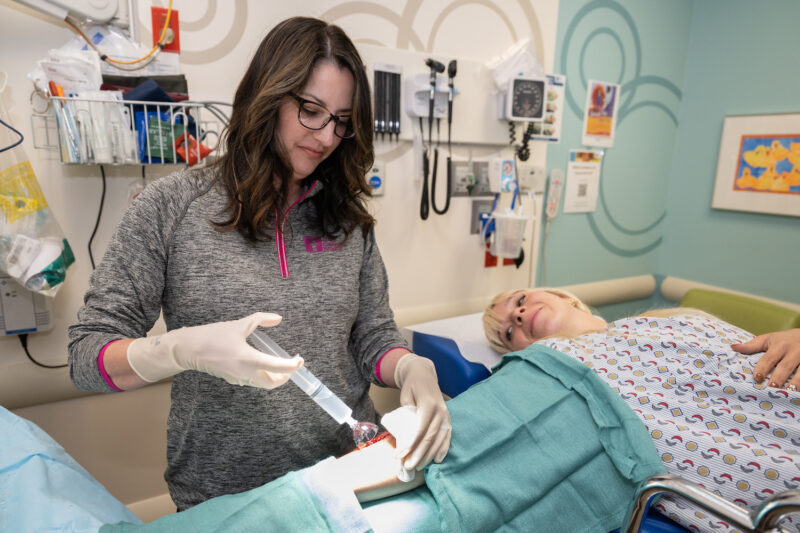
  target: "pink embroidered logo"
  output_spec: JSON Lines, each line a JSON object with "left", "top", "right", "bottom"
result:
{"left": 304, "top": 237, "right": 343, "bottom": 253}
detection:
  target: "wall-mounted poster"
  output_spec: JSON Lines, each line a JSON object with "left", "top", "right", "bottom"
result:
{"left": 711, "top": 113, "right": 800, "bottom": 217}
{"left": 581, "top": 80, "right": 619, "bottom": 148}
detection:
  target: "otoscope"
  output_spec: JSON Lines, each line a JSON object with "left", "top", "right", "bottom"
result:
{"left": 420, "top": 58, "right": 445, "bottom": 220}
{"left": 447, "top": 60, "right": 457, "bottom": 134}
{"left": 433, "top": 60, "right": 457, "bottom": 215}
{"left": 425, "top": 58, "right": 445, "bottom": 144}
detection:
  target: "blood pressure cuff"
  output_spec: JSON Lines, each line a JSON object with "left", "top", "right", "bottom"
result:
{"left": 421, "top": 344, "right": 666, "bottom": 533}
{"left": 0, "top": 406, "right": 141, "bottom": 532}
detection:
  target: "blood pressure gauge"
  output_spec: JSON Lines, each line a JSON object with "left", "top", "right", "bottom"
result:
{"left": 505, "top": 76, "right": 546, "bottom": 122}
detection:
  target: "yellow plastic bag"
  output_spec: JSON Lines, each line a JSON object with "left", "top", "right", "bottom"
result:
{"left": 0, "top": 76, "right": 74, "bottom": 297}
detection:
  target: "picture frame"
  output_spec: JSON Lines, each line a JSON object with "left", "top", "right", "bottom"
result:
{"left": 711, "top": 113, "right": 800, "bottom": 217}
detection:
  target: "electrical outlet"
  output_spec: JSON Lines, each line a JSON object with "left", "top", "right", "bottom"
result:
{"left": 151, "top": 7, "right": 180, "bottom": 53}
{"left": 450, "top": 160, "right": 493, "bottom": 197}
{"left": 470, "top": 199, "right": 494, "bottom": 234}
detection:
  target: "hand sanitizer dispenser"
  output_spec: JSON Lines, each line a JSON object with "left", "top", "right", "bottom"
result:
{"left": 0, "top": 276, "right": 53, "bottom": 335}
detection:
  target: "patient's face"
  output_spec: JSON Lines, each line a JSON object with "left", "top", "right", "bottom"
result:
{"left": 493, "top": 290, "right": 587, "bottom": 351}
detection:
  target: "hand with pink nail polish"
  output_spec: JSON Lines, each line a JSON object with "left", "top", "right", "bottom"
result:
{"left": 732, "top": 329, "right": 800, "bottom": 390}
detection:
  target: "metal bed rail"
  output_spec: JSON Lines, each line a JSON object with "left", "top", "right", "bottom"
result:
{"left": 624, "top": 474, "right": 800, "bottom": 533}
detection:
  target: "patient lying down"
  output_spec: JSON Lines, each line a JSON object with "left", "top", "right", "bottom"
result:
{"left": 483, "top": 287, "right": 800, "bottom": 533}
{"left": 14, "top": 325, "right": 662, "bottom": 533}
{"left": 295, "top": 288, "right": 800, "bottom": 531}
{"left": 14, "top": 290, "right": 800, "bottom": 532}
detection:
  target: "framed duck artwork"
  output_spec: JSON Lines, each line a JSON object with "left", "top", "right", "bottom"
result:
{"left": 712, "top": 113, "right": 800, "bottom": 217}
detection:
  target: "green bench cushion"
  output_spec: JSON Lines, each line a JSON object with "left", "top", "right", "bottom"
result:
{"left": 679, "top": 289, "right": 800, "bottom": 335}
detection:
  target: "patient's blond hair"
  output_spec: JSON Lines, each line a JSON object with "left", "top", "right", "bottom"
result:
{"left": 482, "top": 288, "right": 718, "bottom": 354}
{"left": 482, "top": 288, "right": 592, "bottom": 353}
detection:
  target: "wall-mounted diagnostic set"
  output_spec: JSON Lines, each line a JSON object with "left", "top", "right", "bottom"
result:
{"left": 405, "top": 57, "right": 459, "bottom": 220}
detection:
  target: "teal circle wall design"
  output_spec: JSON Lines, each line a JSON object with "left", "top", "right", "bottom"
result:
{"left": 559, "top": 0, "right": 682, "bottom": 257}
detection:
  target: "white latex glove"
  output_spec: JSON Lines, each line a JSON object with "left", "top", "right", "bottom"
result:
{"left": 127, "top": 312, "right": 303, "bottom": 388}
{"left": 393, "top": 353, "right": 451, "bottom": 471}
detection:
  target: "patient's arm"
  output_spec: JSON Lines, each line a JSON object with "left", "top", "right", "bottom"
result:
{"left": 337, "top": 434, "right": 426, "bottom": 502}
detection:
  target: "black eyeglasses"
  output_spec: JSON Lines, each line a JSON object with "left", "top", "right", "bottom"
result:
{"left": 289, "top": 93, "right": 355, "bottom": 139}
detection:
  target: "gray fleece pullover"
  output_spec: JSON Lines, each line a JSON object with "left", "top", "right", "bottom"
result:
{"left": 68, "top": 167, "right": 408, "bottom": 510}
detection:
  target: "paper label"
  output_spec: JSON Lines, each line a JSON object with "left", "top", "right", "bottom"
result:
{"left": 3, "top": 234, "right": 42, "bottom": 279}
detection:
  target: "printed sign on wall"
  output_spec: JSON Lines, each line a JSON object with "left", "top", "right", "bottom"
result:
{"left": 563, "top": 149, "right": 604, "bottom": 213}
{"left": 581, "top": 80, "right": 620, "bottom": 148}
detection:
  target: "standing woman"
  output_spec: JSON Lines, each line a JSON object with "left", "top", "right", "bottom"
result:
{"left": 68, "top": 17, "right": 450, "bottom": 511}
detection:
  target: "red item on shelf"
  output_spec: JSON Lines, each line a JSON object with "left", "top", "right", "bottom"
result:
{"left": 174, "top": 132, "right": 212, "bottom": 165}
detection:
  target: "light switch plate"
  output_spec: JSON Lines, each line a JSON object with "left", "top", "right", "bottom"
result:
{"left": 367, "top": 161, "right": 385, "bottom": 196}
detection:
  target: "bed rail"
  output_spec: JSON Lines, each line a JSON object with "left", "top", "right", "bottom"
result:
{"left": 623, "top": 474, "right": 800, "bottom": 533}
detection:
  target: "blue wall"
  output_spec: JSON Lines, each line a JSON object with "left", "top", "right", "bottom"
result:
{"left": 544, "top": 0, "right": 800, "bottom": 311}
{"left": 541, "top": 0, "right": 693, "bottom": 287}
{"left": 659, "top": 0, "right": 800, "bottom": 305}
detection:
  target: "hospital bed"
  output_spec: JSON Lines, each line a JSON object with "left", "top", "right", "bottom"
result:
{"left": 400, "top": 279, "right": 800, "bottom": 533}
{"left": 3, "top": 275, "right": 800, "bottom": 531}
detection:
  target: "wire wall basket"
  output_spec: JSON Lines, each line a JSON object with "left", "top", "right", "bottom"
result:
{"left": 32, "top": 97, "right": 226, "bottom": 167}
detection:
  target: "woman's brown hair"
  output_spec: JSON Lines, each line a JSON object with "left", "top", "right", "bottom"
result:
{"left": 212, "top": 17, "right": 375, "bottom": 241}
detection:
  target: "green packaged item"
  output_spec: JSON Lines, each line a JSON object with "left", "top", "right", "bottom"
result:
{"left": 135, "top": 111, "right": 186, "bottom": 163}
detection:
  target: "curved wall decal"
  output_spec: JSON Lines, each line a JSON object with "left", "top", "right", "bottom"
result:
{"left": 559, "top": 0, "right": 682, "bottom": 257}
{"left": 354, "top": 38, "right": 387, "bottom": 47}
{"left": 320, "top": 2, "right": 426, "bottom": 51}
{"left": 323, "top": 1, "right": 543, "bottom": 67}
{"left": 512, "top": 0, "right": 546, "bottom": 67}
{"left": 427, "top": 1, "right": 519, "bottom": 51}
{"left": 177, "top": 0, "right": 217, "bottom": 31}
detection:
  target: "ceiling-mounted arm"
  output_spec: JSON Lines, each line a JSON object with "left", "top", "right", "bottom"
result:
{"left": 12, "top": 0, "right": 121, "bottom": 24}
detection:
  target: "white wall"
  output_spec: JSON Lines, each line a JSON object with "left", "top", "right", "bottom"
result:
{"left": 0, "top": 1, "right": 557, "bottom": 517}
{"left": 0, "top": 0, "right": 559, "bottom": 382}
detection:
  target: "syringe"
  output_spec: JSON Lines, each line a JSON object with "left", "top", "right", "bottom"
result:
{"left": 249, "top": 330, "right": 377, "bottom": 445}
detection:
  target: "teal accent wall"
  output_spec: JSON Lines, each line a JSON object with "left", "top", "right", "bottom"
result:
{"left": 544, "top": 0, "right": 800, "bottom": 310}
{"left": 542, "top": 0, "right": 693, "bottom": 287}
{"left": 659, "top": 0, "right": 800, "bottom": 305}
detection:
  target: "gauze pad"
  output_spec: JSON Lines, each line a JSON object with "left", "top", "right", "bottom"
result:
{"left": 381, "top": 405, "right": 420, "bottom": 482}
